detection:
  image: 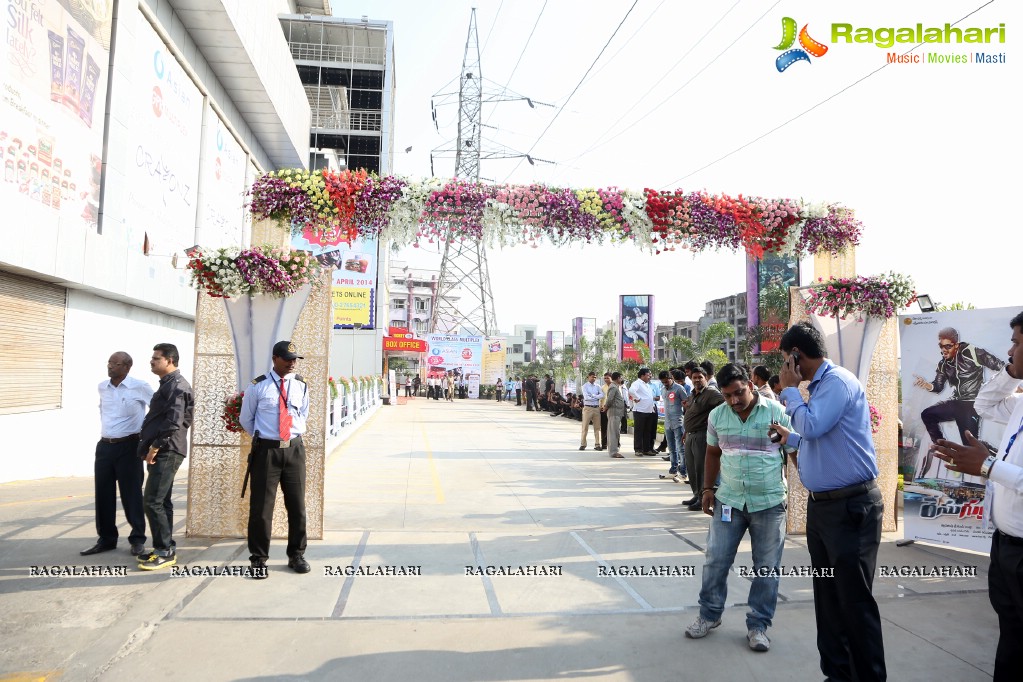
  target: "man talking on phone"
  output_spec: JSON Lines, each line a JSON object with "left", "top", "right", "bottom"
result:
{"left": 776, "top": 322, "right": 886, "bottom": 680}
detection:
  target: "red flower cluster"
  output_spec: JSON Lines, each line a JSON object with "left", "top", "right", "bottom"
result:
{"left": 323, "top": 169, "right": 369, "bottom": 243}
{"left": 221, "top": 392, "right": 245, "bottom": 433}
{"left": 186, "top": 258, "right": 229, "bottom": 298}
{"left": 644, "top": 189, "right": 692, "bottom": 251}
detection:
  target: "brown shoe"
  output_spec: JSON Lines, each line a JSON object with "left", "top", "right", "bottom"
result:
{"left": 611, "top": 453, "right": 624, "bottom": 458}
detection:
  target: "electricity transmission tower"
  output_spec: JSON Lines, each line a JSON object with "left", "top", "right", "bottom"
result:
{"left": 429, "top": 8, "right": 552, "bottom": 336}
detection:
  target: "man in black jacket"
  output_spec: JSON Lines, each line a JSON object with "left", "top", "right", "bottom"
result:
{"left": 914, "top": 327, "right": 1003, "bottom": 476}
{"left": 136, "top": 343, "right": 193, "bottom": 571}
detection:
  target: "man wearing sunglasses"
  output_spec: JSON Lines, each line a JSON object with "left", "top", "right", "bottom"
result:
{"left": 913, "top": 327, "right": 1004, "bottom": 477}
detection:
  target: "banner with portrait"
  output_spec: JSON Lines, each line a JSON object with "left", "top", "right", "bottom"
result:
{"left": 899, "top": 307, "right": 1016, "bottom": 552}
{"left": 619, "top": 295, "right": 653, "bottom": 362}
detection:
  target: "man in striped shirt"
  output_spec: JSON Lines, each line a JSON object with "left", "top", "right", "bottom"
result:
{"left": 685, "top": 364, "right": 795, "bottom": 653}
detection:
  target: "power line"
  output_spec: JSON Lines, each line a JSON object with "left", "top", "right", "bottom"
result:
{"left": 501, "top": 0, "right": 641, "bottom": 183}
{"left": 500, "top": 0, "right": 548, "bottom": 92}
{"left": 661, "top": 0, "right": 996, "bottom": 187}
{"left": 480, "top": 0, "right": 504, "bottom": 57}
{"left": 560, "top": 0, "right": 776, "bottom": 171}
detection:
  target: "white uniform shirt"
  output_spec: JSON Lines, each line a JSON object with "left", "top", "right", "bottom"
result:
{"left": 239, "top": 370, "right": 310, "bottom": 439}
{"left": 974, "top": 367, "right": 1023, "bottom": 537}
{"left": 629, "top": 379, "right": 655, "bottom": 413}
{"left": 99, "top": 376, "right": 154, "bottom": 438}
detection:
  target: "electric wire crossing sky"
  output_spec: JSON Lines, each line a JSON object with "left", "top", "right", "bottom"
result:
{"left": 774, "top": 16, "right": 829, "bottom": 72}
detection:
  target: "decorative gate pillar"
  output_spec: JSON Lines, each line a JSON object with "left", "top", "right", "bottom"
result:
{"left": 186, "top": 219, "right": 332, "bottom": 539}
{"left": 786, "top": 248, "right": 899, "bottom": 534}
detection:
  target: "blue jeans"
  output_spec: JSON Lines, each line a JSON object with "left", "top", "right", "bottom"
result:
{"left": 665, "top": 425, "right": 685, "bottom": 474}
{"left": 698, "top": 500, "right": 786, "bottom": 631}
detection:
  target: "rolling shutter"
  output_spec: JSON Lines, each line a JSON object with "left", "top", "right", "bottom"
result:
{"left": 0, "top": 271, "right": 67, "bottom": 414}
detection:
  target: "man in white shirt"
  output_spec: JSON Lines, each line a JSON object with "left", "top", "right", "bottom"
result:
{"left": 82, "top": 352, "right": 153, "bottom": 557}
{"left": 580, "top": 372, "right": 604, "bottom": 451}
{"left": 752, "top": 365, "right": 776, "bottom": 400}
{"left": 933, "top": 310, "right": 1023, "bottom": 681}
{"left": 629, "top": 368, "right": 657, "bottom": 456}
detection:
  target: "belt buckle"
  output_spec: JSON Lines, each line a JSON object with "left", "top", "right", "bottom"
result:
{"left": 280, "top": 438, "right": 291, "bottom": 448}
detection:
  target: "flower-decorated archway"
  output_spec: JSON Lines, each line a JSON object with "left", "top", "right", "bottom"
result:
{"left": 186, "top": 168, "right": 911, "bottom": 538}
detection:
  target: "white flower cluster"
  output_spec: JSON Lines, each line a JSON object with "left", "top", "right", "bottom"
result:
{"left": 620, "top": 190, "right": 655, "bottom": 252}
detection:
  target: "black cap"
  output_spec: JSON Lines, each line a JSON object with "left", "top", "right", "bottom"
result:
{"left": 273, "top": 340, "right": 303, "bottom": 360}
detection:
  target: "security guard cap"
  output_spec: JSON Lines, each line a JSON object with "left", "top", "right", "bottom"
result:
{"left": 272, "top": 340, "right": 303, "bottom": 360}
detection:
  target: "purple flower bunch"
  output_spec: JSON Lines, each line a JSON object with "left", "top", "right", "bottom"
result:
{"left": 805, "top": 272, "right": 916, "bottom": 320}
{"left": 235, "top": 247, "right": 319, "bottom": 298}
{"left": 797, "top": 205, "right": 863, "bottom": 256}
{"left": 687, "top": 192, "right": 742, "bottom": 251}
{"left": 354, "top": 174, "right": 407, "bottom": 236}
{"left": 542, "top": 186, "right": 601, "bottom": 244}
{"left": 247, "top": 176, "right": 318, "bottom": 226}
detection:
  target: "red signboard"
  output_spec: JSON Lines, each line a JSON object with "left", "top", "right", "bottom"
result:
{"left": 383, "top": 336, "right": 427, "bottom": 353}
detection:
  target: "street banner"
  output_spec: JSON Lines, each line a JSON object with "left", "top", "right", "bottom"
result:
{"left": 424, "top": 334, "right": 483, "bottom": 398}
{"left": 899, "top": 307, "right": 1016, "bottom": 552}
{"left": 291, "top": 228, "right": 379, "bottom": 329}
{"left": 546, "top": 331, "right": 564, "bottom": 359}
{"left": 1, "top": 0, "right": 114, "bottom": 230}
{"left": 619, "top": 295, "right": 653, "bottom": 361}
{"left": 572, "top": 317, "right": 596, "bottom": 345}
{"left": 482, "top": 338, "right": 506, "bottom": 385}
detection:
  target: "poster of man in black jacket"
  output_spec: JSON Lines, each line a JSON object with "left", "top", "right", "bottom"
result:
{"left": 913, "top": 326, "right": 1003, "bottom": 475}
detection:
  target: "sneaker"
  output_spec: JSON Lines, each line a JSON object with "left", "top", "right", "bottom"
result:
{"left": 747, "top": 628, "right": 770, "bottom": 652}
{"left": 685, "top": 615, "right": 721, "bottom": 639}
{"left": 672, "top": 474, "right": 682, "bottom": 483}
{"left": 138, "top": 553, "right": 176, "bottom": 571}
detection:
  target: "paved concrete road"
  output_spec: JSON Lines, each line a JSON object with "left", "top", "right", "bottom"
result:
{"left": 0, "top": 399, "right": 998, "bottom": 681}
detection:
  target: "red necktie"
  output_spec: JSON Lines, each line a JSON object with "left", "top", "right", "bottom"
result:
{"left": 279, "top": 378, "right": 292, "bottom": 441}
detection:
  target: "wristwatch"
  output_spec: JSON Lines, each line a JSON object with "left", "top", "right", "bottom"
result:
{"left": 980, "top": 455, "right": 998, "bottom": 478}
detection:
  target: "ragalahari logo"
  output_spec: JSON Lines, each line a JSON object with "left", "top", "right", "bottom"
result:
{"left": 774, "top": 17, "right": 828, "bottom": 72}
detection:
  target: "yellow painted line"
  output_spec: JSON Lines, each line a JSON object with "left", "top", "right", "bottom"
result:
{"left": 0, "top": 496, "right": 87, "bottom": 508}
{"left": 420, "top": 427, "right": 445, "bottom": 504}
{"left": 0, "top": 673, "right": 60, "bottom": 681}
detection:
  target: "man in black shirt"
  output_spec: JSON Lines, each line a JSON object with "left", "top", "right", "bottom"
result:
{"left": 136, "top": 343, "right": 193, "bottom": 571}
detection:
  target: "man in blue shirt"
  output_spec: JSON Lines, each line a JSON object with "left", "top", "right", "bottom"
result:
{"left": 240, "top": 340, "right": 311, "bottom": 579}
{"left": 776, "top": 322, "right": 886, "bottom": 680}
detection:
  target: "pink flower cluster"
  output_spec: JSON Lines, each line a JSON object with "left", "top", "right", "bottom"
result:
{"left": 420, "top": 180, "right": 493, "bottom": 241}
{"left": 355, "top": 174, "right": 407, "bottom": 236}
{"left": 805, "top": 273, "right": 916, "bottom": 320}
{"left": 798, "top": 206, "right": 863, "bottom": 256}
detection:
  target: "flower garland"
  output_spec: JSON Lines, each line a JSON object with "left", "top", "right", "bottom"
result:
{"left": 187, "top": 246, "right": 320, "bottom": 298}
{"left": 804, "top": 272, "right": 917, "bottom": 319}
{"left": 222, "top": 392, "right": 244, "bottom": 433}
{"left": 244, "top": 170, "right": 866, "bottom": 258}
{"left": 327, "top": 376, "right": 339, "bottom": 400}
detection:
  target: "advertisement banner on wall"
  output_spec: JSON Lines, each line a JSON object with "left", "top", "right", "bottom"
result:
{"left": 196, "top": 103, "right": 246, "bottom": 247}
{"left": 899, "top": 307, "right": 1015, "bottom": 553}
{"left": 619, "top": 295, "right": 653, "bottom": 362}
{"left": 0, "top": 0, "right": 114, "bottom": 228}
{"left": 291, "top": 227, "right": 379, "bottom": 329}
{"left": 424, "top": 334, "right": 483, "bottom": 398}
{"left": 482, "top": 338, "right": 507, "bottom": 386}
{"left": 126, "top": 12, "right": 203, "bottom": 253}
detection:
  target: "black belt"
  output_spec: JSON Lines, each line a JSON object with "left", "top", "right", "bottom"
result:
{"left": 996, "top": 530, "right": 1023, "bottom": 547}
{"left": 809, "top": 478, "right": 877, "bottom": 502}
{"left": 584, "top": 404, "right": 600, "bottom": 408}
{"left": 255, "top": 434, "right": 302, "bottom": 449}
{"left": 99, "top": 434, "right": 139, "bottom": 444}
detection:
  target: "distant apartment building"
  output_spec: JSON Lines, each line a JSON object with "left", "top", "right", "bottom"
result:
{"left": 504, "top": 324, "right": 538, "bottom": 375}
{"left": 698, "top": 292, "right": 748, "bottom": 362}
{"left": 653, "top": 321, "right": 700, "bottom": 363}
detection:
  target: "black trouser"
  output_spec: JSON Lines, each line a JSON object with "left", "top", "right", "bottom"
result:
{"left": 684, "top": 430, "right": 707, "bottom": 496}
{"left": 515, "top": 389, "right": 522, "bottom": 406}
{"left": 405, "top": 386, "right": 412, "bottom": 397}
{"left": 94, "top": 438, "right": 146, "bottom": 547}
{"left": 990, "top": 531, "right": 1023, "bottom": 681}
{"left": 806, "top": 486, "right": 886, "bottom": 681}
{"left": 248, "top": 438, "right": 307, "bottom": 562}
{"left": 600, "top": 410, "right": 608, "bottom": 446}
{"left": 143, "top": 451, "right": 185, "bottom": 554}
{"left": 921, "top": 399, "right": 979, "bottom": 444}
{"left": 633, "top": 411, "right": 656, "bottom": 452}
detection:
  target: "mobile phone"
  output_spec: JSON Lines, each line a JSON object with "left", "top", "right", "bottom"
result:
{"left": 790, "top": 349, "right": 801, "bottom": 367}
{"left": 769, "top": 420, "right": 782, "bottom": 443}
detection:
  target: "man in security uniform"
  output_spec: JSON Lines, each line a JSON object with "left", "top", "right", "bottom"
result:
{"left": 239, "top": 340, "right": 311, "bottom": 578}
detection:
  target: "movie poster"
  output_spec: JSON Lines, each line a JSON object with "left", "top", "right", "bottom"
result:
{"left": 481, "top": 338, "right": 506, "bottom": 386}
{"left": 756, "top": 253, "right": 799, "bottom": 353}
{"left": 899, "top": 307, "right": 1016, "bottom": 552}
{"left": 619, "top": 295, "right": 653, "bottom": 362}
{"left": 291, "top": 227, "right": 379, "bottom": 328}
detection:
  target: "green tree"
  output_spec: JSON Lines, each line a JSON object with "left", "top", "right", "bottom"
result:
{"left": 666, "top": 322, "right": 735, "bottom": 367}
{"left": 935, "top": 301, "right": 976, "bottom": 311}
